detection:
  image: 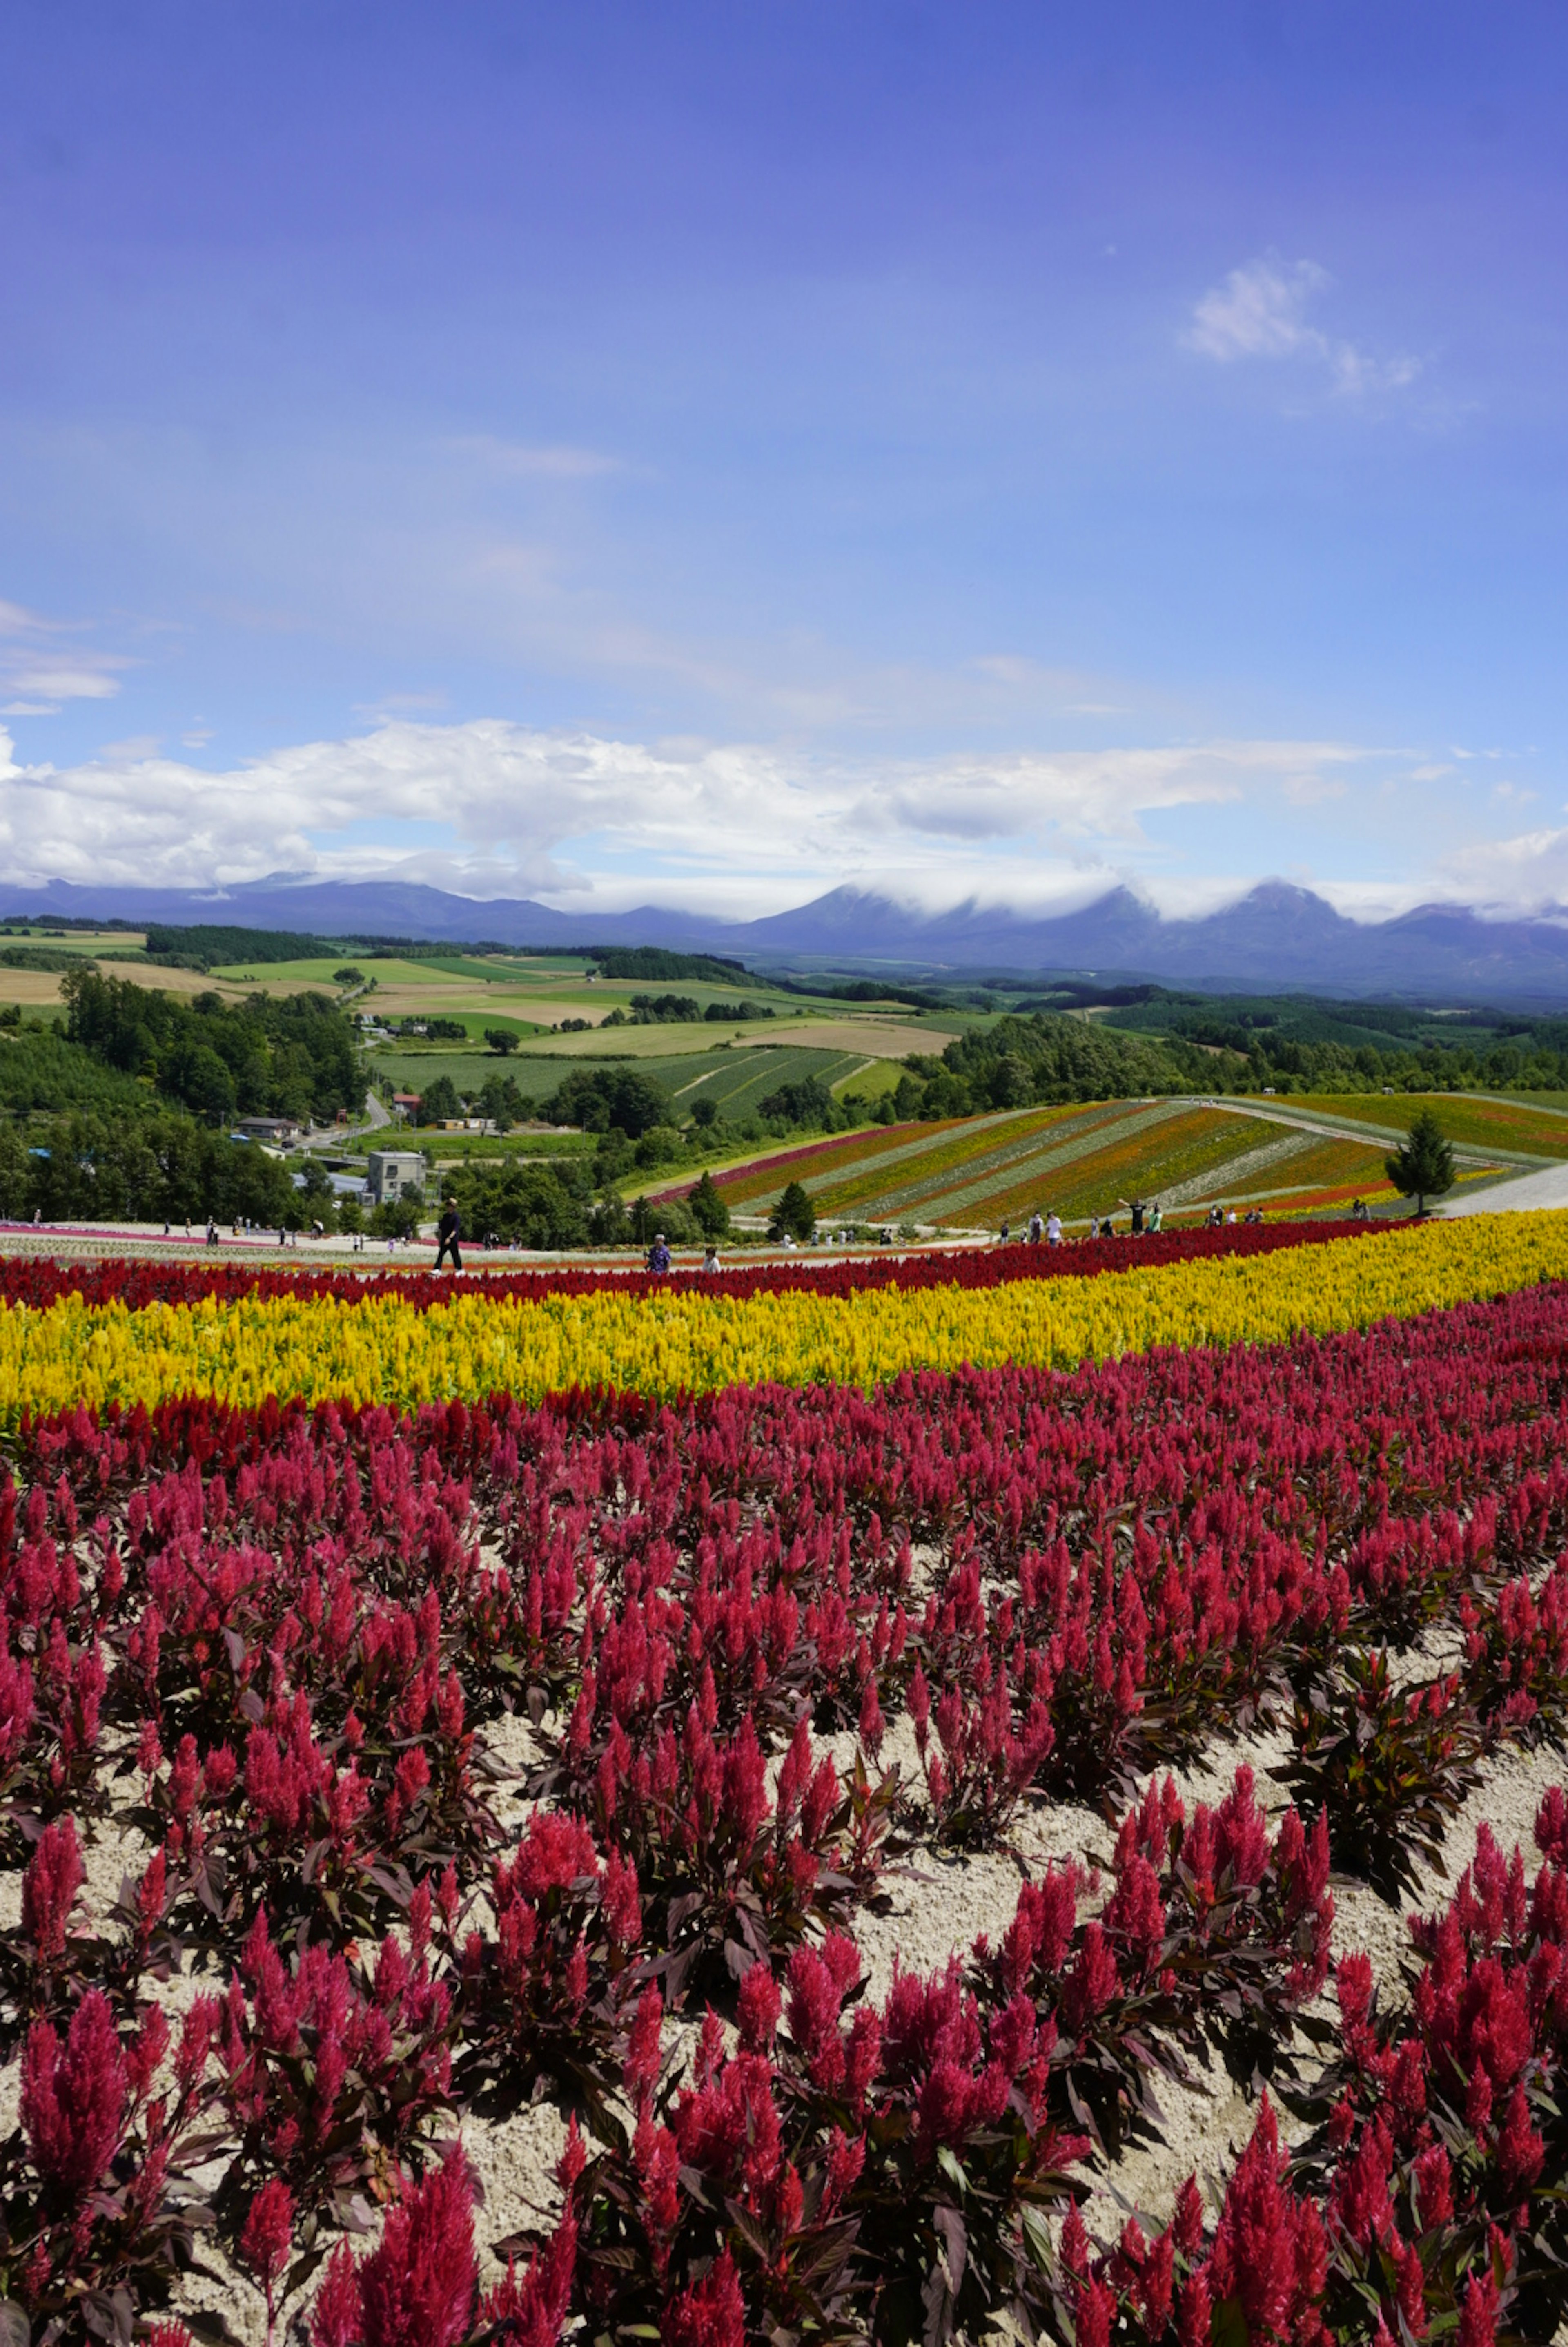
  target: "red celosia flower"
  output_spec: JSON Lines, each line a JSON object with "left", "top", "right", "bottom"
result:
{"left": 1458, "top": 2269, "right": 1497, "bottom": 2347}
{"left": 1073, "top": 2274, "right": 1114, "bottom": 2347}
{"left": 310, "top": 2238, "right": 365, "bottom": 2347}
{"left": 1207, "top": 2097, "right": 1326, "bottom": 2343}
{"left": 737, "top": 1963, "right": 781, "bottom": 2050}
{"left": 357, "top": 2151, "right": 477, "bottom": 2347}
{"left": 21, "top": 1814, "right": 84, "bottom": 1960}
{"left": 663, "top": 2247, "right": 746, "bottom": 2347}
{"left": 1495, "top": 2079, "right": 1544, "bottom": 2197}
{"left": 21, "top": 1988, "right": 127, "bottom": 2191}
{"left": 240, "top": 2177, "right": 295, "bottom": 2287}
{"left": 1171, "top": 2174, "right": 1205, "bottom": 2257}
{"left": 624, "top": 1986, "right": 664, "bottom": 2108}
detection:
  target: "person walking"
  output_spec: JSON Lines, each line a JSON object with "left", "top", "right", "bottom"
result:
{"left": 435, "top": 1200, "right": 463, "bottom": 1272}
{"left": 701, "top": 1243, "right": 721, "bottom": 1273}
{"left": 1046, "top": 1211, "right": 1062, "bottom": 1245}
{"left": 1027, "top": 1210, "right": 1043, "bottom": 1244}
{"left": 646, "top": 1230, "right": 672, "bottom": 1274}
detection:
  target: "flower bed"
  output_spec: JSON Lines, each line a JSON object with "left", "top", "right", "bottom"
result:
{"left": 4, "top": 1213, "right": 1567, "bottom": 1421}
{"left": 8, "top": 1264, "right": 1568, "bottom": 2339}
{"left": 0, "top": 1213, "right": 1373, "bottom": 1315}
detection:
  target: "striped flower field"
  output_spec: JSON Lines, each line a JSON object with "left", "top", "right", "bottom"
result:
{"left": 9, "top": 1213, "right": 1568, "bottom": 2346}
{"left": 688, "top": 1095, "right": 1506, "bottom": 1230}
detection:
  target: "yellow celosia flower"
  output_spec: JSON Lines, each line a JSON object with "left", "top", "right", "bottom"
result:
{"left": 0, "top": 1214, "right": 1565, "bottom": 1422}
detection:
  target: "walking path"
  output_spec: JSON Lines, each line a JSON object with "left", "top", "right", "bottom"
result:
{"left": 1437, "top": 1160, "right": 1568, "bottom": 1216}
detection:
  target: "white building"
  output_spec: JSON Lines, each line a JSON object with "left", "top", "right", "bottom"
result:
{"left": 366, "top": 1151, "right": 426, "bottom": 1207}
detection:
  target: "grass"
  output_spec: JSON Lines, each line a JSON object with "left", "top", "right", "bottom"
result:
{"left": 370, "top": 1049, "right": 570, "bottom": 1099}
{"left": 0, "top": 928, "right": 143, "bottom": 955}
{"left": 213, "top": 955, "right": 444, "bottom": 988}
{"left": 832, "top": 1055, "right": 904, "bottom": 1099}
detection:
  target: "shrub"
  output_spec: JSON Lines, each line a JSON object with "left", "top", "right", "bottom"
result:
{"left": 1283, "top": 1647, "right": 1483, "bottom": 1900}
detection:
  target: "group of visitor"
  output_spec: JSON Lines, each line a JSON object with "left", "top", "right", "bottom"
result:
{"left": 1002, "top": 1194, "right": 1274, "bottom": 1241}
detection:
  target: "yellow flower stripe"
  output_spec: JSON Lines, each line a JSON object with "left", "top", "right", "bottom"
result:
{"left": 1, "top": 1213, "right": 1566, "bottom": 1422}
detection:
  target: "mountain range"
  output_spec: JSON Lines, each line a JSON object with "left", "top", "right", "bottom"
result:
{"left": 9, "top": 875, "right": 1568, "bottom": 1002}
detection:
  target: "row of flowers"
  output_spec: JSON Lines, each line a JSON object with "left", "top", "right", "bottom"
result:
{"left": 805, "top": 1101, "right": 1189, "bottom": 1225}
{"left": 760, "top": 1101, "right": 1134, "bottom": 1220}
{"left": 946, "top": 1106, "right": 1282, "bottom": 1233}
{"left": 0, "top": 1214, "right": 1561, "bottom": 1419}
{"left": 0, "top": 1214, "right": 1373, "bottom": 1319}
{"left": 684, "top": 1107, "right": 992, "bottom": 1206}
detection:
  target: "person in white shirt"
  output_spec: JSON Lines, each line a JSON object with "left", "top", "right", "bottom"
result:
{"left": 1046, "top": 1212, "right": 1062, "bottom": 1245}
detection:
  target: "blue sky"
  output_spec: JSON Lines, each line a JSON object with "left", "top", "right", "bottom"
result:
{"left": 1, "top": 1, "right": 1566, "bottom": 921}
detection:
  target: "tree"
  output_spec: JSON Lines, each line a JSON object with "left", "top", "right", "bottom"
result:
{"left": 417, "top": 1075, "right": 463, "bottom": 1126}
{"left": 690, "top": 1169, "right": 731, "bottom": 1238}
{"left": 483, "top": 1027, "right": 519, "bottom": 1055}
{"left": 371, "top": 1196, "right": 423, "bottom": 1239}
{"left": 768, "top": 1180, "right": 815, "bottom": 1243}
{"left": 1385, "top": 1109, "right": 1456, "bottom": 1215}
{"left": 182, "top": 1044, "right": 237, "bottom": 1124}
{"left": 544, "top": 1065, "right": 670, "bottom": 1138}
{"left": 689, "top": 1095, "right": 719, "bottom": 1129}
{"left": 476, "top": 1074, "right": 527, "bottom": 1133}
{"left": 758, "top": 1077, "right": 838, "bottom": 1131}
{"left": 333, "top": 967, "right": 365, "bottom": 986}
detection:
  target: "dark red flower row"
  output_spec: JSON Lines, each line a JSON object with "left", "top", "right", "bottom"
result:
{"left": 0, "top": 1213, "right": 1381, "bottom": 1313}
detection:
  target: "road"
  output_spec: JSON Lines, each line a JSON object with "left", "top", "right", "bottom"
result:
{"left": 1437, "top": 1161, "right": 1568, "bottom": 1217}
{"left": 298, "top": 1086, "right": 393, "bottom": 1153}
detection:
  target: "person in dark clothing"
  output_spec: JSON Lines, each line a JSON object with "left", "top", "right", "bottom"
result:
{"left": 646, "top": 1231, "right": 672, "bottom": 1274}
{"left": 435, "top": 1203, "right": 463, "bottom": 1271}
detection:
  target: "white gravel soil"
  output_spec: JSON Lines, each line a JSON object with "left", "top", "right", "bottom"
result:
{"left": 7, "top": 1634, "right": 1568, "bottom": 2340}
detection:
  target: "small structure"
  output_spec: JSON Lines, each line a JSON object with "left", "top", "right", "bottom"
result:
{"left": 237, "top": 1115, "right": 302, "bottom": 1145}
{"left": 391, "top": 1093, "right": 422, "bottom": 1121}
{"left": 366, "top": 1151, "right": 426, "bottom": 1207}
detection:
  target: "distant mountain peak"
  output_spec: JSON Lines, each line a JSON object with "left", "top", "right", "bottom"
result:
{"left": 5, "top": 872, "right": 1568, "bottom": 1002}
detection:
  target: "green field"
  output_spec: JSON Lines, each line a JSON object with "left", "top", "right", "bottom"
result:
{"left": 670, "top": 1045, "right": 880, "bottom": 1114}
{"left": 1288, "top": 1091, "right": 1568, "bottom": 1160}
{"left": 365, "top": 1040, "right": 870, "bottom": 1115}
{"left": 213, "top": 955, "right": 427, "bottom": 986}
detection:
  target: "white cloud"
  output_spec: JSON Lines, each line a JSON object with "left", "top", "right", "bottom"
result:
{"left": 0, "top": 716, "right": 1390, "bottom": 910}
{"left": 1433, "top": 825, "right": 1568, "bottom": 912}
{"left": 0, "top": 598, "right": 132, "bottom": 713}
{"left": 448, "top": 435, "right": 621, "bottom": 480}
{"left": 1186, "top": 256, "right": 1420, "bottom": 398}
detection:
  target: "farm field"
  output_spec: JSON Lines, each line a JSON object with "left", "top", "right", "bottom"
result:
{"left": 210, "top": 952, "right": 957, "bottom": 1062}
{"left": 697, "top": 1096, "right": 1502, "bottom": 1230}
{"left": 1291, "top": 1089, "right": 1568, "bottom": 1158}
{"left": 367, "top": 1041, "right": 875, "bottom": 1114}
{"left": 10, "top": 1218, "right": 1568, "bottom": 2347}
{"left": 0, "top": 962, "right": 262, "bottom": 1008}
